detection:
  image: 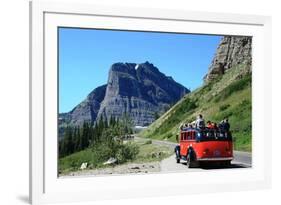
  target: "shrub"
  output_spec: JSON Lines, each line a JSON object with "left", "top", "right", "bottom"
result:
{"left": 144, "top": 140, "right": 152, "bottom": 145}
{"left": 165, "top": 132, "right": 173, "bottom": 139}
{"left": 213, "top": 110, "right": 233, "bottom": 121}
{"left": 239, "top": 99, "right": 250, "bottom": 107}
{"left": 59, "top": 141, "right": 140, "bottom": 173}
{"left": 116, "top": 143, "right": 139, "bottom": 163}
{"left": 219, "top": 104, "right": 230, "bottom": 111}
{"left": 91, "top": 142, "right": 114, "bottom": 163}
{"left": 176, "top": 98, "right": 197, "bottom": 114}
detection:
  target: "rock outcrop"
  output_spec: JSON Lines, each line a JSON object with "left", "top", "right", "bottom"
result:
{"left": 59, "top": 62, "right": 189, "bottom": 127}
{"left": 204, "top": 36, "right": 252, "bottom": 82}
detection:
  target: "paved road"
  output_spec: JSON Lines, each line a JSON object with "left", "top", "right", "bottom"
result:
{"left": 160, "top": 153, "right": 251, "bottom": 173}
{"left": 135, "top": 136, "right": 252, "bottom": 172}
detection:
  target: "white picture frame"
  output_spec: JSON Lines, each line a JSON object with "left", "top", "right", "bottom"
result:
{"left": 30, "top": 1, "right": 272, "bottom": 204}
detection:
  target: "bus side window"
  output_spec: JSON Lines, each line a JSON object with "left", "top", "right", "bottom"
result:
{"left": 180, "top": 133, "right": 184, "bottom": 141}
{"left": 197, "top": 131, "right": 201, "bottom": 139}
{"left": 184, "top": 132, "right": 187, "bottom": 140}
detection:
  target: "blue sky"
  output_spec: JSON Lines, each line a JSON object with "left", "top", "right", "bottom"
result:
{"left": 59, "top": 28, "right": 222, "bottom": 113}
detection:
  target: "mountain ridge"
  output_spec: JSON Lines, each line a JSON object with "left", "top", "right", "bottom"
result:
{"left": 59, "top": 62, "right": 189, "bottom": 128}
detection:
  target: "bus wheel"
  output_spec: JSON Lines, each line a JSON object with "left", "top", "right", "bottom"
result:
{"left": 223, "top": 160, "right": 231, "bottom": 167}
{"left": 186, "top": 153, "right": 193, "bottom": 168}
{"left": 186, "top": 150, "right": 197, "bottom": 168}
{"left": 175, "top": 150, "right": 180, "bottom": 163}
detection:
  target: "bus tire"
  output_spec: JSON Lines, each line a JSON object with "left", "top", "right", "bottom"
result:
{"left": 175, "top": 150, "right": 180, "bottom": 163}
{"left": 222, "top": 160, "right": 231, "bottom": 167}
{"left": 175, "top": 146, "right": 181, "bottom": 163}
{"left": 186, "top": 149, "right": 197, "bottom": 168}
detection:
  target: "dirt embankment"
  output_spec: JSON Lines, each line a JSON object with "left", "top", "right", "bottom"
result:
{"left": 60, "top": 161, "right": 160, "bottom": 177}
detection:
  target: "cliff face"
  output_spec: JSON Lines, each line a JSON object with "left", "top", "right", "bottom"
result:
{"left": 59, "top": 62, "right": 189, "bottom": 127}
{"left": 97, "top": 62, "right": 188, "bottom": 126}
{"left": 204, "top": 36, "right": 252, "bottom": 82}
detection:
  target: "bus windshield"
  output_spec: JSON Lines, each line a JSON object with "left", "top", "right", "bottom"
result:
{"left": 197, "top": 129, "right": 232, "bottom": 141}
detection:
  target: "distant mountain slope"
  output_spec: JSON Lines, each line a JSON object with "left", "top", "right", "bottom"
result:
{"left": 140, "top": 36, "right": 252, "bottom": 151}
{"left": 59, "top": 84, "right": 107, "bottom": 127}
{"left": 59, "top": 62, "right": 189, "bottom": 128}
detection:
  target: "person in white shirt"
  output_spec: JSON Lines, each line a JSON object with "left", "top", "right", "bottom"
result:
{"left": 195, "top": 114, "right": 205, "bottom": 129}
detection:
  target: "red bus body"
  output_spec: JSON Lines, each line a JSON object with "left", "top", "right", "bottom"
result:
{"left": 177, "top": 128, "right": 233, "bottom": 165}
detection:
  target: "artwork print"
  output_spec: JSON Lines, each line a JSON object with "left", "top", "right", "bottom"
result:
{"left": 58, "top": 28, "right": 252, "bottom": 177}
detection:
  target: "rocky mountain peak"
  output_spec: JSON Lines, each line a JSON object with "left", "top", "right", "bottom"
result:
{"left": 59, "top": 62, "right": 189, "bottom": 128}
{"left": 110, "top": 62, "right": 137, "bottom": 74}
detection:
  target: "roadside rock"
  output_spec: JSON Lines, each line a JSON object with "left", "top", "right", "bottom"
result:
{"left": 103, "top": 157, "right": 117, "bottom": 165}
{"left": 80, "top": 162, "right": 88, "bottom": 170}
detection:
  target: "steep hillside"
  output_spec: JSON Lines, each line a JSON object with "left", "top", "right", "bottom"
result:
{"left": 140, "top": 64, "right": 251, "bottom": 151}
{"left": 140, "top": 36, "right": 252, "bottom": 152}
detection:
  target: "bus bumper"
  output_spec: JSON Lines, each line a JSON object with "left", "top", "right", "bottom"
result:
{"left": 197, "top": 157, "right": 233, "bottom": 161}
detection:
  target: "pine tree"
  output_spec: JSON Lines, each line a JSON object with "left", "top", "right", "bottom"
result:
{"left": 109, "top": 115, "right": 114, "bottom": 126}
{"left": 67, "top": 127, "right": 74, "bottom": 154}
{"left": 99, "top": 115, "right": 104, "bottom": 131}
{"left": 73, "top": 126, "right": 80, "bottom": 152}
{"left": 62, "top": 126, "right": 74, "bottom": 155}
{"left": 78, "top": 126, "right": 83, "bottom": 151}
{"left": 121, "top": 112, "right": 133, "bottom": 134}
{"left": 81, "top": 122, "right": 90, "bottom": 149}
{"left": 58, "top": 140, "right": 64, "bottom": 158}
{"left": 104, "top": 115, "right": 108, "bottom": 129}
{"left": 89, "top": 125, "right": 94, "bottom": 145}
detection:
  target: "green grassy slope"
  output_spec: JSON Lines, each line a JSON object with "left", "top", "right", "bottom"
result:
{"left": 139, "top": 64, "right": 252, "bottom": 152}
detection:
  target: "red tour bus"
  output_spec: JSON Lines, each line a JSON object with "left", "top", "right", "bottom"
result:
{"left": 175, "top": 128, "right": 233, "bottom": 167}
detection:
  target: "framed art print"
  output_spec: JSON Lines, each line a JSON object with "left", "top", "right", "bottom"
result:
{"left": 30, "top": 1, "right": 272, "bottom": 204}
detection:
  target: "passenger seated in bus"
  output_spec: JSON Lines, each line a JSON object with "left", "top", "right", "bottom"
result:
{"left": 180, "top": 123, "right": 187, "bottom": 131}
{"left": 188, "top": 123, "right": 193, "bottom": 129}
{"left": 218, "top": 118, "right": 230, "bottom": 137}
{"left": 195, "top": 114, "right": 205, "bottom": 129}
{"left": 219, "top": 118, "right": 230, "bottom": 131}
{"left": 206, "top": 121, "right": 213, "bottom": 129}
{"left": 212, "top": 122, "right": 218, "bottom": 130}
{"left": 219, "top": 120, "right": 224, "bottom": 131}
{"left": 223, "top": 118, "right": 230, "bottom": 132}
{"left": 179, "top": 123, "right": 184, "bottom": 131}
